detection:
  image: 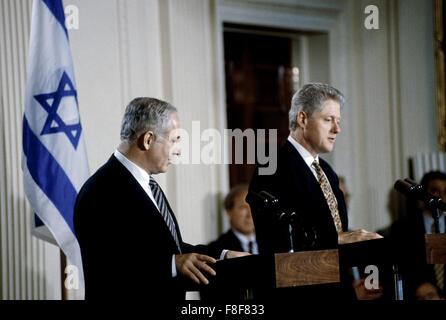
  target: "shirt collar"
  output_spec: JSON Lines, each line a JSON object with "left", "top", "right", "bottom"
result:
{"left": 422, "top": 211, "right": 445, "bottom": 234}
{"left": 114, "top": 149, "right": 152, "bottom": 186}
{"left": 287, "top": 135, "right": 319, "bottom": 167}
{"left": 232, "top": 228, "right": 256, "bottom": 245}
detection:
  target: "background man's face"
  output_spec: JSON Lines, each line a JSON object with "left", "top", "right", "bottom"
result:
{"left": 415, "top": 282, "right": 442, "bottom": 300}
{"left": 427, "top": 178, "right": 446, "bottom": 203}
{"left": 227, "top": 191, "right": 255, "bottom": 236}
{"left": 149, "top": 113, "right": 181, "bottom": 174}
{"left": 301, "top": 99, "right": 341, "bottom": 156}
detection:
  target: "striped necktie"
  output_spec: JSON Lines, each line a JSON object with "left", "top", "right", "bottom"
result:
{"left": 149, "top": 177, "right": 182, "bottom": 253}
{"left": 431, "top": 223, "right": 444, "bottom": 290}
{"left": 312, "top": 161, "right": 343, "bottom": 233}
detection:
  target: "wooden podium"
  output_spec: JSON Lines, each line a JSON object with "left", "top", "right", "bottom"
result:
{"left": 197, "top": 249, "right": 340, "bottom": 301}
{"left": 425, "top": 234, "right": 446, "bottom": 264}
{"left": 274, "top": 249, "right": 339, "bottom": 288}
{"left": 197, "top": 238, "right": 393, "bottom": 300}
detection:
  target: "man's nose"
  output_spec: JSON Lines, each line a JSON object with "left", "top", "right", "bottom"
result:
{"left": 175, "top": 145, "right": 182, "bottom": 156}
{"left": 332, "top": 122, "right": 341, "bottom": 134}
{"left": 171, "top": 141, "right": 181, "bottom": 157}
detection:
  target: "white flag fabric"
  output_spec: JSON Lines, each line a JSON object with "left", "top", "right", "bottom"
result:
{"left": 22, "top": 0, "right": 89, "bottom": 297}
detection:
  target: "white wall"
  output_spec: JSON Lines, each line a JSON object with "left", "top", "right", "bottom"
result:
{"left": 338, "top": 0, "right": 436, "bottom": 230}
{"left": 0, "top": 0, "right": 63, "bottom": 300}
{"left": 0, "top": 0, "right": 438, "bottom": 299}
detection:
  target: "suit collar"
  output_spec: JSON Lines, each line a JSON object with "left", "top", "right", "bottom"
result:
{"left": 113, "top": 150, "right": 159, "bottom": 211}
{"left": 231, "top": 228, "right": 256, "bottom": 244}
{"left": 287, "top": 135, "right": 319, "bottom": 167}
{"left": 422, "top": 211, "right": 446, "bottom": 234}
{"left": 107, "top": 154, "right": 183, "bottom": 251}
{"left": 114, "top": 149, "right": 152, "bottom": 186}
{"left": 280, "top": 141, "right": 348, "bottom": 231}
{"left": 107, "top": 154, "right": 158, "bottom": 211}
{"left": 229, "top": 229, "right": 257, "bottom": 253}
{"left": 281, "top": 141, "right": 325, "bottom": 199}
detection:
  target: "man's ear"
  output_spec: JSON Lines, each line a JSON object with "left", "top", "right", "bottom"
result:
{"left": 139, "top": 131, "right": 154, "bottom": 150}
{"left": 297, "top": 110, "right": 308, "bottom": 128}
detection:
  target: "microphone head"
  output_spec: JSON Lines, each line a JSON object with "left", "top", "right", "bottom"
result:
{"left": 259, "top": 191, "right": 279, "bottom": 205}
{"left": 404, "top": 178, "right": 425, "bottom": 192}
{"left": 394, "top": 179, "right": 416, "bottom": 195}
{"left": 394, "top": 179, "right": 446, "bottom": 211}
{"left": 246, "top": 190, "right": 280, "bottom": 209}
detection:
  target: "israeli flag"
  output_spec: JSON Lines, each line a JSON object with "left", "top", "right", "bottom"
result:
{"left": 22, "top": 0, "right": 89, "bottom": 297}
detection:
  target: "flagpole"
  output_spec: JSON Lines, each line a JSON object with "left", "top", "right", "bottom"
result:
{"left": 60, "top": 249, "right": 68, "bottom": 300}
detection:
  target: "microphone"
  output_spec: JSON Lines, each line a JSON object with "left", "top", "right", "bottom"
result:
{"left": 394, "top": 179, "right": 418, "bottom": 196}
{"left": 246, "top": 191, "right": 296, "bottom": 222}
{"left": 403, "top": 178, "right": 419, "bottom": 186}
{"left": 247, "top": 190, "right": 316, "bottom": 250}
{"left": 246, "top": 190, "right": 279, "bottom": 208}
{"left": 394, "top": 179, "right": 446, "bottom": 211}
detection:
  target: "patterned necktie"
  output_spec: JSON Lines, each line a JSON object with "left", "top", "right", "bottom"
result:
{"left": 431, "top": 223, "right": 444, "bottom": 290}
{"left": 149, "top": 177, "right": 182, "bottom": 253}
{"left": 312, "top": 161, "right": 343, "bottom": 233}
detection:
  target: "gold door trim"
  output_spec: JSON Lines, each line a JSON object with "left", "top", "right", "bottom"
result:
{"left": 434, "top": 0, "right": 446, "bottom": 151}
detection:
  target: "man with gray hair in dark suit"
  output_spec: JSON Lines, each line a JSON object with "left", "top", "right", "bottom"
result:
{"left": 248, "top": 83, "right": 382, "bottom": 300}
{"left": 74, "top": 97, "right": 247, "bottom": 301}
{"left": 249, "top": 83, "right": 381, "bottom": 254}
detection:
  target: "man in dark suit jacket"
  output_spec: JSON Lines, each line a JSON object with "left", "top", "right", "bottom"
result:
{"left": 390, "top": 170, "right": 446, "bottom": 299}
{"left": 74, "top": 97, "right": 246, "bottom": 302}
{"left": 248, "top": 83, "right": 381, "bottom": 255}
{"left": 247, "top": 83, "right": 382, "bottom": 300}
{"left": 208, "top": 184, "right": 258, "bottom": 254}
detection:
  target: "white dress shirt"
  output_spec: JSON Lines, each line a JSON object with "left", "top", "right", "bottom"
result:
{"left": 287, "top": 135, "right": 320, "bottom": 180}
{"left": 114, "top": 150, "right": 159, "bottom": 210}
{"left": 423, "top": 211, "right": 446, "bottom": 234}
{"left": 232, "top": 229, "right": 259, "bottom": 254}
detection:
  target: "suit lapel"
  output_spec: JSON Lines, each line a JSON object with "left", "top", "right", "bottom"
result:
{"left": 282, "top": 142, "right": 348, "bottom": 231}
{"left": 282, "top": 141, "right": 330, "bottom": 208}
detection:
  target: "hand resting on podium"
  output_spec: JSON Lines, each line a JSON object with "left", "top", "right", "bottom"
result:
{"left": 175, "top": 250, "right": 251, "bottom": 285}
{"left": 338, "top": 229, "right": 383, "bottom": 245}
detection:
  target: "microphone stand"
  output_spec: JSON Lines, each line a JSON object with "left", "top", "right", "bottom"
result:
{"left": 433, "top": 208, "right": 441, "bottom": 234}
{"left": 397, "top": 178, "right": 444, "bottom": 234}
{"left": 392, "top": 265, "right": 404, "bottom": 300}
{"left": 394, "top": 178, "right": 446, "bottom": 300}
{"left": 278, "top": 210, "right": 296, "bottom": 253}
{"left": 249, "top": 190, "right": 301, "bottom": 253}
{"left": 288, "top": 225, "right": 295, "bottom": 253}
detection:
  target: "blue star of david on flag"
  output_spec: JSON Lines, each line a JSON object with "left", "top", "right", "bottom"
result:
{"left": 34, "top": 71, "right": 82, "bottom": 149}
